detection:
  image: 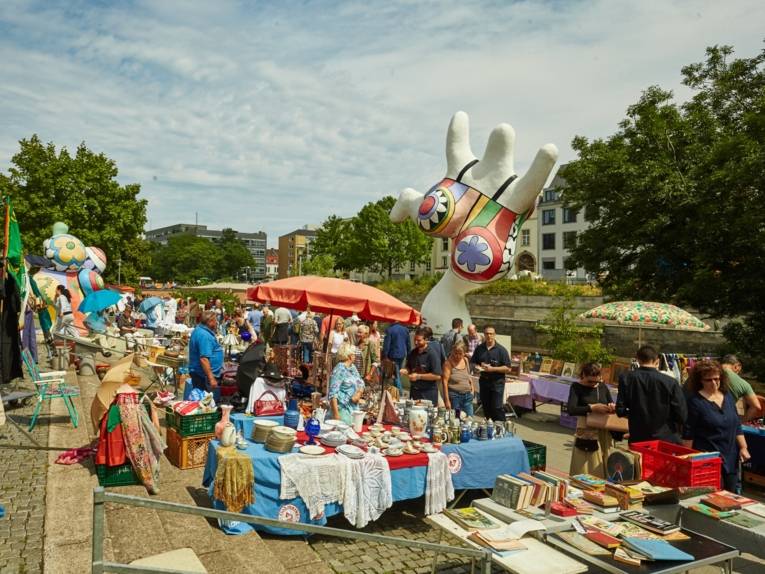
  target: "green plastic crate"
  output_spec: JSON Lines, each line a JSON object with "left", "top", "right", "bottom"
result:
{"left": 165, "top": 407, "right": 221, "bottom": 437}
{"left": 523, "top": 440, "right": 547, "bottom": 471}
{"left": 96, "top": 463, "right": 140, "bottom": 487}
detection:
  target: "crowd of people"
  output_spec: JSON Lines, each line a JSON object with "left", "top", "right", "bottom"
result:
{"left": 567, "top": 345, "right": 758, "bottom": 491}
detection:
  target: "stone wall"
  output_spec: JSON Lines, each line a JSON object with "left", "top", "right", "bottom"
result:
{"left": 398, "top": 292, "right": 725, "bottom": 359}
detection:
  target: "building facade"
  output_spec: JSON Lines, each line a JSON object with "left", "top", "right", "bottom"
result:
{"left": 278, "top": 227, "right": 317, "bottom": 278}
{"left": 265, "top": 248, "right": 279, "bottom": 280}
{"left": 145, "top": 223, "right": 267, "bottom": 279}
{"left": 536, "top": 167, "right": 591, "bottom": 281}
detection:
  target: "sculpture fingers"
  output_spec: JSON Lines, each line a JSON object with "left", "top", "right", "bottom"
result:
{"left": 501, "top": 143, "right": 558, "bottom": 214}
{"left": 472, "top": 123, "right": 516, "bottom": 183}
{"left": 445, "top": 111, "right": 476, "bottom": 178}
{"left": 390, "top": 187, "right": 424, "bottom": 223}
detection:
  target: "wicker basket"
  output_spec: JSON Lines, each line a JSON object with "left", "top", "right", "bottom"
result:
{"left": 166, "top": 428, "right": 213, "bottom": 469}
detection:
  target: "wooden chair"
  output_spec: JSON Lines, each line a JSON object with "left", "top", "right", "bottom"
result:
{"left": 20, "top": 349, "right": 80, "bottom": 431}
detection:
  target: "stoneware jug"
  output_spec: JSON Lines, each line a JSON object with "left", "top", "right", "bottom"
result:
{"left": 408, "top": 406, "right": 428, "bottom": 437}
{"left": 215, "top": 405, "right": 233, "bottom": 440}
{"left": 220, "top": 422, "right": 237, "bottom": 447}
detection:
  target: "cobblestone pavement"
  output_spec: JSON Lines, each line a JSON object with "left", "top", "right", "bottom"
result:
{"left": 0, "top": 380, "right": 50, "bottom": 574}
{"left": 306, "top": 498, "right": 502, "bottom": 574}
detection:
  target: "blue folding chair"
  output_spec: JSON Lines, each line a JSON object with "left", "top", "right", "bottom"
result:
{"left": 21, "top": 349, "right": 80, "bottom": 431}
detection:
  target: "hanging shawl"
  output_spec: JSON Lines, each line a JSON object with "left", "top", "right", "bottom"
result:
{"left": 214, "top": 447, "right": 255, "bottom": 513}
{"left": 117, "top": 390, "right": 165, "bottom": 494}
{"left": 425, "top": 451, "right": 454, "bottom": 515}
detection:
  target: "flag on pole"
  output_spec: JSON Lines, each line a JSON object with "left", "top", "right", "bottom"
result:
{"left": 3, "top": 196, "right": 26, "bottom": 301}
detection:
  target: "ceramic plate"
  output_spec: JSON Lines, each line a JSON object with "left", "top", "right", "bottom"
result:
{"left": 337, "top": 444, "right": 365, "bottom": 458}
{"left": 324, "top": 419, "right": 344, "bottom": 428}
{"left": 383, "top": 449, "right": 403, "bottom": 457}
{"left": 299, "top": 445, "right": 326, "bottom": 456}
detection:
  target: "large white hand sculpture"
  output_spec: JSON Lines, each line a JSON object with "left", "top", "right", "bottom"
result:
{"left": 391, "top": 111, "right": 558, "bottom": 334}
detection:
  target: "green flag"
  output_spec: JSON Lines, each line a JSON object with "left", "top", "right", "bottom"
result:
{"left": 4, "top": 196, "right": 27, "bottom": 300}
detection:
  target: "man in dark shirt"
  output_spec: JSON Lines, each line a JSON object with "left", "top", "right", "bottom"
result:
{"left": 383, "top": 322, "right": 411, "bottom": 393}
{"left": 470, "top": 325, "right": 511, "bottom": 421}
{"left": 402, "top": 326, "right": 442, "bottom": 404}
{"left": 616, "top": 345, "right": 687, "bottom": 444}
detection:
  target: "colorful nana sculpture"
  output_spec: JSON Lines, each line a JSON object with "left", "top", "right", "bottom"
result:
{"left": 390, "top": 111, "right": 558, "bottom": 333}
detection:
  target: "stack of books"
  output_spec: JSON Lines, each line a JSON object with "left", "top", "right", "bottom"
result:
{"left": 604, "top": 483, "right": 645, "bottom": 510}
{"left": 570, "top": 474, "right": 607, "bottom": 492}
{"left": 562, "top": 496, "right": 595, "bottom": 515}
{"left": 700, "top": 490, "right": 755, "bottom": 511}
{"left": 582, "top": 490, "right": 620, "bottom": 513}
{"left": 492, "top": 471, "right": 569, "bottom": 510}
{"left": 466, "top": 520, "right": 546, "bottom": 554}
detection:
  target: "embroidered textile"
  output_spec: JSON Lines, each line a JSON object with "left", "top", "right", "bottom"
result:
{"left": 214, "top": 447, "right": 255, "bottom": 513}
{"left": 340, "top": 454, "right": 392, "bottom": 528}
{"left": 117, "top": 392, "right": 165, "bottom": 494}
{"left": 425, "top": 451, "right": 454, "bottom": 515}
{"left": 279, "top": 453, "right": 346, "bottom": 519}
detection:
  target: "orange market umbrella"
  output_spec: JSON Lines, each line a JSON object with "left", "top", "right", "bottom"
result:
{"left": 247, "top": 276, "right": 421, "bottom": 325}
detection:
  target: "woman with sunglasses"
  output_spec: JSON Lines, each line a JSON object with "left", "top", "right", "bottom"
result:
{"left": 683, "top": 360, "right": 750, "bottom": 491}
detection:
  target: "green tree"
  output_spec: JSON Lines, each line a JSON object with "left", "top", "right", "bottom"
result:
{"left": 215, "top": 228, "right": 255, "bottom": 279}
{"left": 537, "top": 296, "right": 613, "bottom": 365}
{"left": 149, "top": 234, "right": 222, "bottom": 285}
{"left": 301, "top": 253, "right": 337, "bottom": 276}
{"left": 562, "top": 45, "right": 765, "bottom": 378}
{"left": 347, "top": 196, "right": 433, "bottom": 278}
{"left": 0, "top": 135, "right": 148, "bottom": 283}
{"left": 310, "top": 215, "right": 353, "bottom": 272}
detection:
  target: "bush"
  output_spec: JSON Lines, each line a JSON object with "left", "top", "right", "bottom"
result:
{"left": 537, "top": 296, "right": 613, "bottom": 365}
{"left": 173, "top": 289, "right": 242, "bottom": 314}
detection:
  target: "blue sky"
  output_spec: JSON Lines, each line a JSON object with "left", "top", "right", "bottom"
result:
{"left": 1, "top": 0, "right": 763, "bottom": 247}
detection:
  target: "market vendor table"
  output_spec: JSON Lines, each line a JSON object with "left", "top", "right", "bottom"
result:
{"left": 547, "top": 527, "right": 738, "bottom": 574}
{"left": 426, "top": 510, "right": 588, "bottom": 574}
{"left": 508, "top": 375, "right": 618, "bottom": 411}
{"left": 231, "top": 412, "right": 285, "bottom": 439}
{"left": 202, "top": 434, "right": 530, "bottom": 536}
{"left": 743, "top": 425, "right": 765, "bottom": 474}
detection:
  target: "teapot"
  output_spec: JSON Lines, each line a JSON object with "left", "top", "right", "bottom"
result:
{"left": 220, "top": 422, "right": 237, "bottom": 447}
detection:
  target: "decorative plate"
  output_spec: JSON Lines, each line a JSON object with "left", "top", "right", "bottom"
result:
{"left": 299, "top": 445, "right": 326, "bottom": 456}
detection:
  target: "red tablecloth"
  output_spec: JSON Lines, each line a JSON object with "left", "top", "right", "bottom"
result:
{"left": 294, "top": 424, "right": 432, "bottom": 470}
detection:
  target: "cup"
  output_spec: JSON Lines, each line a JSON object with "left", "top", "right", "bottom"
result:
{"left": 391, "top": 426, "right": 401, "bottom": 435}
{"left": 351, "top": 410, "right": 365, "bottom": 433}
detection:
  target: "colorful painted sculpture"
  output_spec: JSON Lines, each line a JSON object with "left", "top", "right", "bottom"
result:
{"left": 44, "top": 233, "right": 88, "bottom": 272}
{"left": 391, "top": 111, "right": 558, "bottom": 333}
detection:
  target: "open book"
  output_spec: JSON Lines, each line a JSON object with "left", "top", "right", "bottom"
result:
{"left": 468, "top": 520, "right": 545, "bottom": 552}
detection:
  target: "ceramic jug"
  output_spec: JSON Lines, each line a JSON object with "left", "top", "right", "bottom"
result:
{"left": 284, "top": 399, "right": 300, "bottom": 429}
{"left": 220, "top": 423, "right": 237, "bottom": 447}
{"left": 215, "top": 405, "right": 233, "bottom": 440}
{"left": 408, "top": 406, "right": 428, "bottom": 437}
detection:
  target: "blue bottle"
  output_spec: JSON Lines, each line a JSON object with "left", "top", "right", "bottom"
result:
{"left": 284, "top": 399, "right": 300, "bottom": 429}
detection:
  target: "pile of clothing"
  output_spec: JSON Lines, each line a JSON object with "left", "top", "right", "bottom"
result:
{"left": 96, "top": 385, "right": 166, "bottom": 494}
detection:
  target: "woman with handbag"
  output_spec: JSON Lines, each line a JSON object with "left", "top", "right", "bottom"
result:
{"left": 328, "top": 344, "right": 365, "bottom": 424}
{"left": 567, "top": 362, "right": 615, "bottom": 477}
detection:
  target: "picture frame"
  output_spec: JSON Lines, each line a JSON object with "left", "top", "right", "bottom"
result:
{"left": 561, "top": 362, "right": 577, "bottom": 378}
{"left": 551, "top": 359, "right": 565, "bottom": 376}
{"left": 539, "top": 357, "right": 553, "bottom": 374}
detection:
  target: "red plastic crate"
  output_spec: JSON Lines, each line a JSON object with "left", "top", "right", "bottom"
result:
{"left": 630, "top": 440, "right": 721, "bottom": 489}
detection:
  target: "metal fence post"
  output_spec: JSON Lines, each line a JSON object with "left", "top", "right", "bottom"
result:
{"left": 481, "top": 549, "right": 492, "bottom": 574}
{"left": 92, "top": 487, "right": 105, "bottom": 574}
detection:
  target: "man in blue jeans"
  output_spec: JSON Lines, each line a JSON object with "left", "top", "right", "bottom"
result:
{"left": 383, "top": 321, "right": 411, "bottom": 392}
{"left": 188, "top": 310, "right": 224, "bottom": 402}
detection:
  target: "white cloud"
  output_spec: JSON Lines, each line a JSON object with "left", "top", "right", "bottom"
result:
{"left": 0, "top": 0, "right": 762, "bottom": 246}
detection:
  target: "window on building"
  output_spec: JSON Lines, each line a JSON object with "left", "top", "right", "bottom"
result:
{"left": 542, "top": 259, "right": 556, "bottom": 270}
{"left": 563, "top": 208, "right": 578, "bottom": 223}
{"left": 543, "top": 189, "right": 558, "bottom": 202}
{"left": 563, "top": 231, "right": 577, "bottom": 249}
{"left": 542, "top": 209, "right": 556, "bottom": 225}
{"left": 442, "top": 256, "right": 447, "bottom": 268}
{"left": 410, "top": 262, "right": 415, "bottom": 273}
{"left": 425, "top": 261, "right": 431, "bottom": 272}
{"left": 521, "top": 229, "right": 530, "bottom": 247}
{"left": 442, "top": 238, "right": 449, "bottom": 251}
{"left": 542, "top": 233, "right": 556, "bottom": 250}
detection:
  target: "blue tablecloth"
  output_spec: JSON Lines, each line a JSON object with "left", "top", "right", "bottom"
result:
{"left": 231, "top": 412, "right": 285, "bottom": 439}
{"left": 743, "top": 426, "right": 765, "bottom": 474}
{"left": 202, "top": 435, "right": 529, "bottom": 535}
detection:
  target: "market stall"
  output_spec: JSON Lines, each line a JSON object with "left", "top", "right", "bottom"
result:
{"left": 202, "top": 426, "right": 529, "bottom": 536}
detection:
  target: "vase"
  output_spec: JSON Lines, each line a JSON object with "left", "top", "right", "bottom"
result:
{"left": 284, "top": 399, "right": 300, "bottom": 430}
{"left": 408, "top": 406, "right": 428, "bottom": 437}
{"left": 215, "top": 405, "right": 233, "bottom": 440}
{"left": 220, "top": 423, "right": 237, "bottom": 447}
{"left": 304, "top": 412, "right": 321, "bottom": 445}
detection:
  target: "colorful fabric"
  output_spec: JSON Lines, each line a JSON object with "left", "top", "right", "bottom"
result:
{"left": 3, "top": 197, "right": 26, "bottom": 300}
{"left": 579, "top": 301, "right": 708, "bottom": 330}
{"left": 96, "top": 408, "right": 127, "bottom": 468}
{"left": 328, "top": 363, "right": 364, "bottom": 424}
{"left": 117, "top": 392, "right": 162, "bottom": 494}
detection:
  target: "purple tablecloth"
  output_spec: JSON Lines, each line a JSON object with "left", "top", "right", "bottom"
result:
{"left": 509, "top": 376, "right": 618, "bottom": 410}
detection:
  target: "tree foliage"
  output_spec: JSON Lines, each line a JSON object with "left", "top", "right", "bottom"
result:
{"left": 0, "top": 135, "right": 148, "bottom": 282}
{"left": 537, "top": 297, "right": 613, "bottom": 365}
{"left": 215, "top": 228, "right": 256, "bottom": 278}
{"left": 308, "top": 196, "right": 433, "bottom": 278}
{"left": 561, "top": 44, "right": 765, "bottom": 378}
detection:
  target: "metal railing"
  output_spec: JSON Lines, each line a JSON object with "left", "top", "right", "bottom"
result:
{"left": 92, "top": 488, "right": 492, "bottom": 574}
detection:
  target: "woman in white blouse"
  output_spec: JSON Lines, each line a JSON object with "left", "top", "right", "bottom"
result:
{"left": 55, "top": 285, "right": 77, "bottom": 337}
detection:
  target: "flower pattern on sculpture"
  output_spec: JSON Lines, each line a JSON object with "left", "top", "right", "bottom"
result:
{"left": 456, "top": 235, "right": 491, "bottom": 273}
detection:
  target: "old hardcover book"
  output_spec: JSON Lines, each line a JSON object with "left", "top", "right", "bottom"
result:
{"left": 444, "top": 508, "right": 502, "bottom": 531}
{"left": 619, "top": 510, "right": 680, "bottom": 534}
{"left": 687, "top": 503, "right": 737, "bottom": 520}
{"left": 556, "top": 532, "right": 611, "bottom": 556}
{"left": 584, "top": 531, "right": 621, "bottom": 549}
{"left": 701, "top": 493, "right": 742, "bottom": 511}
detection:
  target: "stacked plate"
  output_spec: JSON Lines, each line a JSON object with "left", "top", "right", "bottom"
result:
{"left": 336, "top": 444, "right": 365, "bottom": 459}
{"left": 320, "top": 430, "right": 348, "bottom": 448}
{"left": 252, "top": 419, "right": 279, "bottom": 443}
{"left": 265, "top": 426, "right": 298, "bottom": 453}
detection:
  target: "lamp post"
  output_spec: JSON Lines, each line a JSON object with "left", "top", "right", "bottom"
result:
{"left": 117, "top": 258, "right": 122, "bottom": 285}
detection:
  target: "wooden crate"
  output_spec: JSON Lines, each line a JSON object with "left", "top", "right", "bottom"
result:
{"left": 166, "top": 428, "right": 213, "bottom": 469}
